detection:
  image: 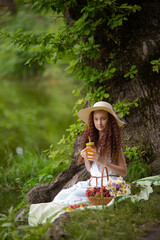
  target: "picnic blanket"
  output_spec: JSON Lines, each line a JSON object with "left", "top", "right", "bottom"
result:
{"left": 28, "top": 175, "right": 160, "bottom": 226}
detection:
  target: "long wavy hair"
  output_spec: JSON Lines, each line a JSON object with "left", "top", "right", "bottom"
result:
{"left": 77, "top": 111, "right": 122, "bottom": 165}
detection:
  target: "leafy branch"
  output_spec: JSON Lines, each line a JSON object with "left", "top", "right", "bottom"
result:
{"left": 124, "top": 65, "right": 138, "bottom": 79}
{"left": 113, "top": 98, "right": 139, "bottom": 118}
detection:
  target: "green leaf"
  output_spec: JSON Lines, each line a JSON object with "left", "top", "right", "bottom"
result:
{"left": 130, "top": 65, "right": 136, "bottom": 71}
{"left": 124, "top": 73, "right": 129, "bottom": 78}
{"left": 110, "top": 67, "right": 116, "bottom": 73}
{"left": 119, "top": 112, "right": 124, "bottom": 118}
{"left": 1, "top": 222, "right": 12, "bottom": 227}
{"left": 70, "top": 59, "right": 76, "bottom": 67}
{"left": 77, "top": 98, "right": 84, "bottom": 104}
{"left": 104, "top": 93, "right": 109, "bottom": 98}
{"left": 133, "top": 70, "right": 138, "bottom": 74}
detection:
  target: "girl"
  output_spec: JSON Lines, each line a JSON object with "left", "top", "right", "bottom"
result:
{"left": 77, "top": 101, "right": 127, "bottom": 177}
{"left": 28, "top": 101, "right": 127, "bottom": 226}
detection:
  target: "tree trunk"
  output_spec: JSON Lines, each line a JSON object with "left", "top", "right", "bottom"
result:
{"left": 27, "top": 0, "right": 160, "bottom": 204}
{"left": 107, "top": 0, "right": 160, "bottom": 174}
{"left": 66, "top": 0, "right": 160, "bottom": 172}
{"left": 27, "top": 135, "right": 91, "bottom": 203}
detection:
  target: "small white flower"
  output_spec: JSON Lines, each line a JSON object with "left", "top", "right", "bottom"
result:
{"left": 117, "top": 191, "right": 122, "bottom": 196}
{"left": 16, "top": 147, "right": 23, "bottom": 155}
{"left": 106, "top": 182, "right": 111, "bottom": 187}
{"left": 117, "top": 177, "right": 123, "bottom": 182}
{"left": 111, "top": 186, "right": 116, "bottom": 191}
{"left": 121, "top": 181, "right": 126, "bottom": 186}
{"left": 110, "top": 191, "right": 116, "bottom": 196}
{"left": 120, "top": 185, "right": 124, "bottom": 190}
{"left": 123, "top": 188, "right": 131, "bottom": 195}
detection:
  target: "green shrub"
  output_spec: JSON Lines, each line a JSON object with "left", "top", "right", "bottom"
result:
{"left": 0, "top": 150, "right": 53, "bottom": 189}
{"left": 124, "top": 146, "right": 151, "bottom": 182}
{"left": 125, "top": 160, "right": 151, "bottom": 182}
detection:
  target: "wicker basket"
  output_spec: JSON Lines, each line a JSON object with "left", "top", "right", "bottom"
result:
{"left": 87, "top": 166, "right": 113, "bottom": 205}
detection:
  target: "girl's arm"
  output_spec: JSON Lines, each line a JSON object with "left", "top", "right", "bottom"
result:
{"left": 93, "top": 148, "right": 127, "bottom": 177}
{"left": 80, "top": 148, "right": 93, "bottom": 172}
{"left": 84, "top": 158, "right": 93, "bottom": 172}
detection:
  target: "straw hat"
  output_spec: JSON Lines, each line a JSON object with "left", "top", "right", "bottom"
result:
{"left": 77, "top": 101, "right": 125, "bottom": 127}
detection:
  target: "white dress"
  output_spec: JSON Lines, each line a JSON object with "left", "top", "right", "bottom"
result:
{"left": 28, "top": 161, "right": 119, "bottom": 226}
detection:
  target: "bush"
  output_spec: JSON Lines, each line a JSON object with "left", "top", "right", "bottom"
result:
{"left": 0, "top": 150, "right": 52, "bottom": 189}
{"left": 124, "top": 146, "right": 151, "bottom": 182}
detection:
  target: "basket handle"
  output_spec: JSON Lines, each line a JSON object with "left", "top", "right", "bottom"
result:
{"left": 101, "top": 166, "right": 109, "bottom": 197}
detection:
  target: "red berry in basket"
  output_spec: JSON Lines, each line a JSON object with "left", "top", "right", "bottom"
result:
{"left": 91, "top": 191, "right": 95, "bottom": 196}
{"left": 95, "top": 192, "right": 101, "bottom": 197}
{"left": 86, "top": 189, "right": 91, "bottom": 197}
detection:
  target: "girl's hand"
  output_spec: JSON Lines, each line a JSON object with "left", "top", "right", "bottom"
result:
{"left": 81, "top": 148, "right": 99, "bottom": 161}
{"left": 80, "top": 148, "right": 87, "bottom": 160}
{"left": 92, "top": 152, "right": 100, "bottom": 162}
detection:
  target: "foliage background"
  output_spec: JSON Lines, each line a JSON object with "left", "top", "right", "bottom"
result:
{"left": 0, "top": 1, "right": 159, "bottom": 239}
{"left": 0, "top": 3, "right": 79, "bottom": 212}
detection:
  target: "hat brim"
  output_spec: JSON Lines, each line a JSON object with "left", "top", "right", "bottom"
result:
{"left": 77, "top": 106, "right": 125, "bottom": 127}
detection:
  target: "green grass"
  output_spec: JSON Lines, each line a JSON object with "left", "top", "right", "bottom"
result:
{"left": 0, "top": 150, "right": 53, "bottom": 189}
{"left": 62, "top": 186, "right": 160, "bottom": 240}
{"left": 0, "top": 186, "right": 159, "bottom": 240}
{"left": 125, "top": 160, "right": 151, "bottom": 183}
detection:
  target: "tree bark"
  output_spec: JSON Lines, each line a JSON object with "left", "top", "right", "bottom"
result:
{"left": 108, "top": 0, "right": 160, "bottom": 172}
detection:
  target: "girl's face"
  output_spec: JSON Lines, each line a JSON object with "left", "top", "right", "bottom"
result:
{"left": 93, "top": 110, "right": 108, "bottom": 134}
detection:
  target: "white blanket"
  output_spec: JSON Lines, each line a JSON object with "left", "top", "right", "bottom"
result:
{"left": 28, "top": 165, "right": 160, "bottom": 226}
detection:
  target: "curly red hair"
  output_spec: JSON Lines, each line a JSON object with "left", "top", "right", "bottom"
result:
{"left": 77, "top": 112, "right": 122, "bottom": 165}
